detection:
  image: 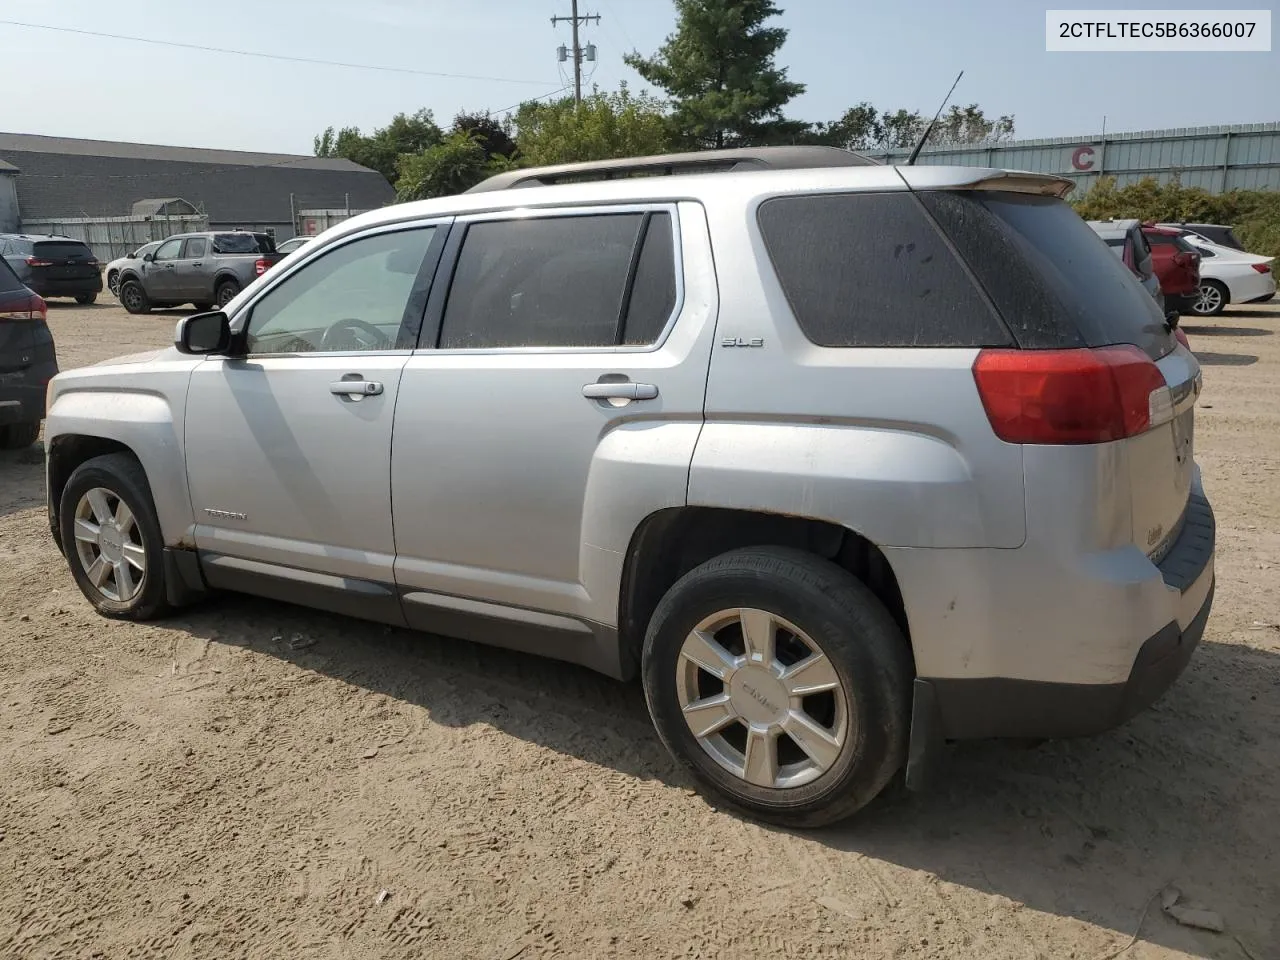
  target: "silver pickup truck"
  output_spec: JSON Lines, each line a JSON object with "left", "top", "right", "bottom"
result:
{"left": 115, "top": 231, "right": 282, "bottom": 313}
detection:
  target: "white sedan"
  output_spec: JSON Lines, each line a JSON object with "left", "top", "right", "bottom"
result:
{"left": 1183, "top": 236, "right": 1275, "bottom": 317}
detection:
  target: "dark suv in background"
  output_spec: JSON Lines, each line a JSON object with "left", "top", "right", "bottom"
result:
{"left": 0, "top": 234, "right": 102, "bottom": 304}
{"left": 0, "top": 258, "right": 58, "bottom": 449}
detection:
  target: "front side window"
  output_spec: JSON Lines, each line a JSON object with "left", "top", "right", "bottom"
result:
{"left": 244, "top": 227, "right": 435, "bottom": 355}
{"left": 153, "top": 238, "right": 183, "bottom": 262}
{"left": 438, "top": 211, "right": 678, "bottom": 350}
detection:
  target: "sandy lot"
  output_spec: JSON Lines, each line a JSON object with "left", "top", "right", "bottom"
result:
{"left": 1, "top": 300, "right": 1277, "bottom": 960}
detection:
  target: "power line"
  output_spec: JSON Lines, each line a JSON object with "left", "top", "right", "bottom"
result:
{"left": 492, "top": 85, "right": 574, "bottom": 116}
{"left": 0, "top": 19, "right": 562, "bottom": 87}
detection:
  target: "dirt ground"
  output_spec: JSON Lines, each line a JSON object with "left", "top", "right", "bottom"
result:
{"left": 1, "top": 299, "right": 1277, "bottom": 960}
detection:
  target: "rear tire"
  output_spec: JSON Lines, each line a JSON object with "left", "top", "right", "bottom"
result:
{"left": 215, "top": 280, "right": 240, "bottom": 308}
{"left": 1191, "top": 279, "right": 1228, "bottom": 317}
{"left": 642, "top": 547, "right": 913, "bottom": 828}
{"left": 59, "top": 453, "right": 171, "bottom": 620}
{"left": 1, "top": 420, "right": 40, "bottom": 450}
{"left": 119, "top": 280, "right": 151, "bottom": 315}
{"left": 75, "top": 293, "right": 97, "bottom": 305}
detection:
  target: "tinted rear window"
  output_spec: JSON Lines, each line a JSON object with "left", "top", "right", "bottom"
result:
{"left": 33, "top": 241, "right": 94, "bottom": 260}
{"left": 919, "top": 192, "right": 1169, "bottom": 357}
{"left": 212, "top": 233, "right": 274, "bottom": 254}
{"left": 757, "top": 192, "right": 1011, "bottom": 347}
{"left": 0, "top": 258, "right": 25, "bottom": 294}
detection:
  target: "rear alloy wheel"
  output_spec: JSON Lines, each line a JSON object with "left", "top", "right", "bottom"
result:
{"left": 60, "top": 453, "right": 171, "bottom": 620}
{"left": 643, "top": 547, "right": 913, "bottom": 828}
{"left": 1191, "top": 279, "right": 1227, "bottom": 317}
{"left": 1, "top": 420, "right": 40, "bottom": 450}
{"left": 119, "top": 280, "right": 151, "bottom": 315}
{"left": 215, "top": 280, "right": 240, "bottom": 308}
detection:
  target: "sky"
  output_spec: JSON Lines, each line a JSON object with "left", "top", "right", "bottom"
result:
{"left": 1, "top": 0, "right": 1276, "bottom": 155}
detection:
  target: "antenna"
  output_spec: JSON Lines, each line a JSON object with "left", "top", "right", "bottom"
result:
{"left": 906, "top": 70, "right": 963, "bottom": 166}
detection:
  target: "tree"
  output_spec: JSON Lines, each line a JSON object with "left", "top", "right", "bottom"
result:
{"left": 452, "top": 111, "right": 518, "bottom": 160}
{"left": 313, "top": 109, "right": 443, "bottom": 185}
{"left": 805, "top": 102, "right": 1015, "bottom": 152}
{"left": 624, "top": 0, "right": 806, "bottom": 149}
{"left": 512, "top": 84, "right": 673, "bottom": 166}
{"left": 395, "top": 131, "right": 513, "bottom": 202}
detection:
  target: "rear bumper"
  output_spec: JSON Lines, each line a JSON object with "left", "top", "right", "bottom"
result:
{"left": 0, "top": 366, "right": 54, "bottom": 424}
{"left": 30, "top": 275, "right": 103, "bottom": 298}
{"left": 1244, "top": 291, "right": 1275, "bottom": 305}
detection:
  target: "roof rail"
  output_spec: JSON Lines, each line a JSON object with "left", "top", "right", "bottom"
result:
{"left": 465, "top": 145, "right": 879, "bottom": 193}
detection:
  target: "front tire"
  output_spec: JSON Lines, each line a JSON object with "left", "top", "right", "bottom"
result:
{"left": 107, "top": 271, "right": 120, "bottom": 296}
{"left": 642, "top": 547, "right": 913, "bottom": 828}
{"left": 76, "top": 293, "right": 97, "bottom": 305}
{"left": 1191, "top": 279, "right": 1228, "bottom": 317}
{"left": 119, "top": 280, "right": 151, "bottom": 315}
{"left": 59, "top": 453, "right": 171, "bottom": 620}
{"left": 1, "top": 420, "right": 40, "bottom": 449}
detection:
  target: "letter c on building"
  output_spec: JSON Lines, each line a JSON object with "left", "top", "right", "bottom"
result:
{"left": 1072, "top": 145, "right": 1096, "bottom": 171}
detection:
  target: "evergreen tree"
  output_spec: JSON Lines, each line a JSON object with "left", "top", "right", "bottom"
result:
{"left": 624, "top": 0, "right": 806, "bottom": 149}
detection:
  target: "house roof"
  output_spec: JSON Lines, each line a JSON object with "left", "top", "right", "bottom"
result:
{"left": 0, "top": 132, "right": 395, "bottom": 223}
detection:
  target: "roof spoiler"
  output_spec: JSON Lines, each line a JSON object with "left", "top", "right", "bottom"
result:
{"left": 466, "top": 145, "right": 880, "bottom": 193}
{"left": 898, "top": 168, "right": 1075, "bottom": 199}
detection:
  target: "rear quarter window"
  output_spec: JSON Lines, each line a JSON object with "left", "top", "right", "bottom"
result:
{"left": 756, "top": 192, "right": 1011, "bottom": 348}
{"left": 918, "top": 192, "right": 1170, "bottom": 358}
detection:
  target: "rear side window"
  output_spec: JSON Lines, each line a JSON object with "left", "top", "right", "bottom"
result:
{"left": 918, "top": 192, "right": 1169, "bottom": 357}
{"left": 439, "top": 211, "right": 678, "bottom": 349}
{"left": 33, "top": 241, "right": 93, "bottom": 260}
{"left": 756, "top": 192, "right": 1010, "bottom": 348}
{"left": 184, "top": 237, "right": 208, "bottom": 258}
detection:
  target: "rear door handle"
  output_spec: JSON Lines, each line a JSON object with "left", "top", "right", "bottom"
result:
{"left": 330, "top": 379, "right": 383, "bottom": 397}
{"left": 582, "top": 382, "right": 659, "bottom": 401}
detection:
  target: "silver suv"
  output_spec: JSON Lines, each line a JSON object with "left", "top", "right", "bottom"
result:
{"left": 43, "top": 147, "right": 1215, "bottom": 827}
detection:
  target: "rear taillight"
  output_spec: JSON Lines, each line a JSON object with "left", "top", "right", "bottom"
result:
{"left": 254, "top": 258, "right": 269, "bottom": 275}
{"left": 0, "top": 294, "right": 47, "bottom": 321}
{"left": 26, "top": 257, "right": 53, "bottom": 267}
{"left": 1174, "top": 328, "right": 1191, "bottom": 351}
{"left": 1251, "top": 263, "right": 1271, "bottom": 274}
{"left": 973, "top": 346, "right": 1169, "bottom": 445}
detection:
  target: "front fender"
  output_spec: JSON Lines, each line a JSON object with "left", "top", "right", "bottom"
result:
{"left": 46, "top": 364, "right": 200, "bottom": 547}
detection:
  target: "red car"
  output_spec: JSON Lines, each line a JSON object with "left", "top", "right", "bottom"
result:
{"left": 1141, "top": 224, "right": 1201, "bottom": 316}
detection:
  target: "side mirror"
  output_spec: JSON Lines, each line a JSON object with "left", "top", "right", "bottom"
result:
{"left": 175, "top": 311, "right": 231, "bottom": 355}
{"left": 143, "top": 253, "right": 155, "bottom": 263}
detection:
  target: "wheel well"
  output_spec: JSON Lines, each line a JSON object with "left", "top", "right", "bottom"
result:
{"left": 47, "top": 435, "right": 134, "bottom": 549}
{"left": 618, "top": 507, "right": 910, "bottom": 677}
{"left": 214, "top": 274, "right": 240, "bottom": 290}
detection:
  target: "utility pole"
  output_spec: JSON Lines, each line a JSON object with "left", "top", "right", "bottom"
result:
{"left": 551, "top": 0, "right": 600, "bottom": 104}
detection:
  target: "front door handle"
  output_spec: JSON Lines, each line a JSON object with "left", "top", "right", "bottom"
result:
{"left": 582, "top": 381, "right": 659, "bottom": 401}
{"left": 330, "top": 379, "right": 383, "bottom": 398}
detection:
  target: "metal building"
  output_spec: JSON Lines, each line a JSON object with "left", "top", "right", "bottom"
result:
{"left": 873, "top": 122, "right": 1280, "bottom": 193}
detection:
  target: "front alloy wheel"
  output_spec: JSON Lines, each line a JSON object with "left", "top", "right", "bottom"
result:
{"left": 72, "top": 486, "right": 146, "bottom": 602}
{"left": 676, "top": 608, "right": 849, "bottom": 789}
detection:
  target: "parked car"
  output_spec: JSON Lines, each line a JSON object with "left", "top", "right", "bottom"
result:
{"left": 1156, "top": 222, "right": 1244, "bottom": 252}
{"left": 0, "top": 234, "right": 103, "bottom": 304}
{"left": 1142, "top": 225, "right": 1202, "bottom": 316}
{"left": 43, "top": 147, "right": 1213, "bottom": 827}
{"left": 1087, "top": 219, "right": 1166, "bottom": 314}
{"left": 104, "top": 241, "right": 162, "bottom": 298}
{"left": 115, "top": 231, "right": 282, "bottom": 314}
{"left": 276, "top": 236, "right": 312, "bottom": 256}
{"left": 1181, "top": 236, "right": 1276, "bottom": 316}
{"left": 0, "top": 257, "right": 57, "bottom": 449}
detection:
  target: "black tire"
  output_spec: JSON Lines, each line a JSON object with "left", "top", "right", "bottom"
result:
{"left": 1191, "top": 279, "right": 1228, "bottom": 317}
{"left": 59, "top": 452, "right": 171, "bottom": 620}
{"left": 1, "top": 420, "right": 40, "bottom": 450}
{"left": 215, "top": 280, "right": 240, "bottom": 308}
{"left": 75, "top": 293, "right": 97, "bottom": 305}
{"left": 192, "top": 302, "right": 214, "bottom": 312}
{"left": 642, "top": 547, "right": 913, "bottom": 828}
{"left": 119, "top": 279, "right": 151, "bottom": 315}
{"left": 107, "top": 272, "right": 120, "bottom": 296}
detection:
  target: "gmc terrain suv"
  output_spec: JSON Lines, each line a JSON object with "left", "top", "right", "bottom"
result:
{"left": 115, "top": 231, "right": 282, "bottom": 313}
{"left": 43, "top": 147, "right": 1215, "bottom": 827}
